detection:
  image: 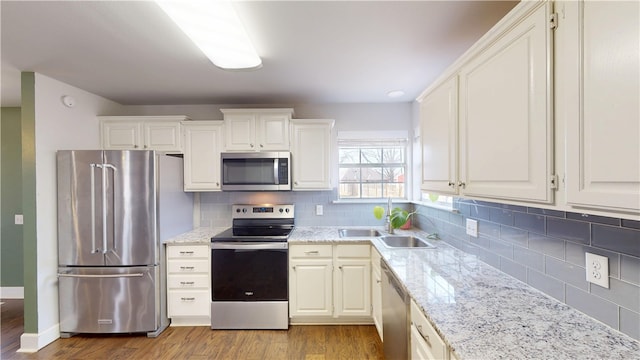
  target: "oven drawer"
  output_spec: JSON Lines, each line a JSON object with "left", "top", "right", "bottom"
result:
{"left": 168, "top": 274, "right": 209, "bottom": 289}
{"left": 168, "top": 290, "right": 210, "bottom": 317}
{"left": 167, "top": 245, "right": 209, "bottom": 259}
{"left": 167, "top": 259, "right": 209, "bottom": 274}
{"left": 290, "top": 244, "right": 332, "bottom": 258}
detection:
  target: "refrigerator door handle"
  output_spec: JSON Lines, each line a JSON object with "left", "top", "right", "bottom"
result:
{"left": 90, "top": 163, "right": 99, "bottom": 254}
{"left": 102, "top": 164, "right": 117, "bottom": 254}
{"left": 57, "top": 273, "right": 145, "bottom": 278}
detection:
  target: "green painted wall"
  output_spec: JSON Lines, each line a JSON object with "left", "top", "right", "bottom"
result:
{"left": 21, "top": 72, "right": 38, "bottom": 332}
{"left": 1, "top": 107, "right": 23, "bottom": 287}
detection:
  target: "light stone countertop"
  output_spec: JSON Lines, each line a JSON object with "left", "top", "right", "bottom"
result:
{"left": 289, "top": 226, "right": 640, "bottom": 359}
{"left": 163, "top": 227, "right": 225, "bottom": 245}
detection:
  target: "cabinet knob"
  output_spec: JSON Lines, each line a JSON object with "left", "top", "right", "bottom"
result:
{"left": 250, "top": 143, "right": 254, "bottom": 148}
{"left": 294, "top": 181, "right": 299, "bottom": 185}
{"left": 260, "top": 144, "right": 264, "bottom": 148}
{"left": 144, "top": 145, "right": 148, "bottom": 149}
{"left": 448, "top": 181, "right": 455, "bottom": 187}
{"left": 458, "top": 181, "right": 466, "bottom": 189}
{"left": 216, "top": 182, "right": 220, "bottom": 186}
{"left": 134, "top": 145, "right": 139, "bottom": 149}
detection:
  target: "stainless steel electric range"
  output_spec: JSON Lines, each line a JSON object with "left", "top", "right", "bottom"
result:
{"left": 210, "top": 204, "right": 294, "bottom": 330}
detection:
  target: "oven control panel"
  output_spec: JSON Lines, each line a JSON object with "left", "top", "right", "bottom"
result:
{"left": 231, "top": 204, "right": 295, "bottom": 219}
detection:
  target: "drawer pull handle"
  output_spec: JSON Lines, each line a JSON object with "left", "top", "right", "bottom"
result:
{"left": 416, "top": 324, "right": 431, "bottom": 347}
{"left": 179, "top": 266, "right": 195, "bottom": 270}
{"left": 179, "top": 281, "right": 195, "bottom": 285}
{"left": 179, "top": 251, "right": 195, "bottom": 255}
{"left": 304, "top": 250, "right": 319, "bottom": 255}
{"left": 180, "top": 297, "right": 196, "bottom": 301}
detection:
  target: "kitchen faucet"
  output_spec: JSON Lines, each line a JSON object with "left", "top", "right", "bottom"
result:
{"left": 386, "top": 197, "right": 394, "bottom": 234}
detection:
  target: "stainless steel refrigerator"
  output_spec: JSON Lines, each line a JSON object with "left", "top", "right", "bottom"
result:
{"left": 56, "top": 150, "right": 193, "bottom": 337}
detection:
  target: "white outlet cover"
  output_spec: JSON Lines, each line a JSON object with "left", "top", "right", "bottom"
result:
{"left": 466, "top": 219, "right": 478, "bottom": 237}
{"left": 15, "top": 214, "right": 24, "bottom": 225}
{"left": 585, "top": 252, "right": 609, "bottom": 289}
{"left": 315, "top": 205, "right": 323, "bottom": 216}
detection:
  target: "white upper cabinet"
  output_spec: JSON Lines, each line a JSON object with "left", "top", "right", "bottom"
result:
{"left": 458, "top": 1, "right": 554, "bottom": 204}
{"left": 290, "top": 119, "right": 334, "bottom": 190}
{"left": 420, "top": 76, "right": 459, "bottom": 195}
{"left": 560, "top": 0, "right": 640, "bottom": 213}
{"left": 182, "top": 121, "right": 224, "bottom": 192}
{"left": 99, "top": 116, "right": 185, "bottom": 152}
{"left": 221, "top": 108, "right": 293, "bottom": 151}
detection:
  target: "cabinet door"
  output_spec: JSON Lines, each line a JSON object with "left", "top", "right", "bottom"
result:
{"left": 371, "top": 265, "right": 383, "bottom": 340}
{"left": 334, "top": 259, "right": 371, "bottom": 317}
{"left": 143, "top": 121, "right": 181, "bottom": 152}
{"left": 258, "top": 114, "right": 290, "bottom": 150}
{"left": 101, "top": 121, "right": 142, "bottom": 149}
{"left": 563, "top": 1, "right": 640, "bottom": 212}
{"left": 420, "top": 76, "right": 458, "bottom": 195}
{"left": 459, "top": 2, "right": 553, "bottom": 203}
{"left": 225, "top": 114, "right": 256, "bottom": 151}
{"left": 291, "top": 119, "right": 334, "bottom": 190}
{"left": 289, "top": 258, "right": 333, "bottom": 317}
{"left": 183, "top": 122, "right": 223, "bottom": 191}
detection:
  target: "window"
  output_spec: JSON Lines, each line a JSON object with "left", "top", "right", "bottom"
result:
{"left": 338, "top": 138, "right": 407, "bottom": 199}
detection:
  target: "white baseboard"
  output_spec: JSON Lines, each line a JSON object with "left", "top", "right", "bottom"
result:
{"left": 17, "top": 323, "right": 60, "bottom": 353}
{"left": 0, "top": 287, "right": 24, "bottom": 299}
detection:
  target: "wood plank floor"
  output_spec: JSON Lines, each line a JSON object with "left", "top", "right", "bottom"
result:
{"left": 1, "top": 300, "right": 383, "bottom": 360}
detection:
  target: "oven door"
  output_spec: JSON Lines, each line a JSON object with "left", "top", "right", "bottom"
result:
{"left": 211, "top": 242, "right": 288, "bottom": 301}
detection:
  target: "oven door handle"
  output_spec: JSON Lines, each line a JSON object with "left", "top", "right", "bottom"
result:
{"left": 211, "top": 242, "right": 288, "bottom": 250}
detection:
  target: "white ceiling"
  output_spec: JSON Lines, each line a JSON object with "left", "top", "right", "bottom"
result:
{"left": 1, "top": 1, "right": 518, "bottom": 107}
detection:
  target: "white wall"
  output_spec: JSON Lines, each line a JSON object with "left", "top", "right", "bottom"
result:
{"left": 32, "top": 73, "right": 123, "bottom": 347}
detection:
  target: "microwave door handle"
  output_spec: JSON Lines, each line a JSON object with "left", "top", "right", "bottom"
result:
{"left": 273, "top": 159, "right": 279, "bottom": 185}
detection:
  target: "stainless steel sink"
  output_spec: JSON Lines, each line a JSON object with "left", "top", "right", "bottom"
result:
{"left": 338, "top": 229, "right": 382, "bottom": 238}
{"left": 380, "top": 235, "right": 435, "bottom": 248}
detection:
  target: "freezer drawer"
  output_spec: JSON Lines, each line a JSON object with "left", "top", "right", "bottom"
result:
{"left": 58, "top": 266, "right": 160, "bottom": 335}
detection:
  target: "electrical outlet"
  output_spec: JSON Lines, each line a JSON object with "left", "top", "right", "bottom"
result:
{"left": 585, "top": 252, "right": 609, "bottom": 288}
{"left": 466, "top": 219, "right": 478, "bottom": 237}
{"left": 315, "top": 205, "right": 323, "bottom": 216}
{"left": 15, "top": 214, "right": 23, "bottom": 225}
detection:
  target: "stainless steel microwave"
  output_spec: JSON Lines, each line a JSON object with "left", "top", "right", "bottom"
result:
{"left": 221, "top": 152, "right": 291, "bottom": 191}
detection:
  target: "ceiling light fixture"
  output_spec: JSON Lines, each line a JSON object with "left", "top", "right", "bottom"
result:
{"left": 156, "top": 0, "right": 262, "bottom": 70}
{"left": 387, "top": 90, "right": 405, "bottom": 98}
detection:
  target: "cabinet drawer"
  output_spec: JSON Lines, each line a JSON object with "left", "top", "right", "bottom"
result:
{"left": 290, "top": 244, "right": 332, "bottom": 258}
{"left": 168, "top": 290, "right": 210, "bottom": 317}
{"left": 167, "top": 259, "right": 209, "bottom": 274}
{"left": 167, "top": 245, "right": 209, "bottom": 259}
{"left": 411, "top": 300, "right": 446, "bottom": 359}
{"left": 336, "top": 244, "right": 370, "bottom": 258}
{"left": 167, "top": 274, "right": 209, "bottom": 289}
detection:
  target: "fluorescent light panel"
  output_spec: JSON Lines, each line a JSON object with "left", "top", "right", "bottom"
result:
{"left": 156, "top": 0, "right": 261, "bottom": 70}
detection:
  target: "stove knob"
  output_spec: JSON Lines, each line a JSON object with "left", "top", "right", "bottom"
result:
{"left": 285, "top": 208, "right": 290, "bottom": 213}
{"left": 242, "top": 208, "right": 248, "bottom": 213}
{"left": 236, "top": 208, "right": 241, "bottom": 213}
{"left": 279, "top": 208, "right": 284, "bottom": 213}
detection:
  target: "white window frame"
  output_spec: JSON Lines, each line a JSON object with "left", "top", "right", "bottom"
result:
{"left": 337, "top": 131, "right": 409, "bottom": 200}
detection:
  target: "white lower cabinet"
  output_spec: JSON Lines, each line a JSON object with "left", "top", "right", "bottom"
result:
{"left": 371, "top": 247, "right": 383, "bottom": 340}
{"left": 410, "top": 299, "right": 448, "bottom": 360}
{"left": 166, "top": 244, "right": 210, "bottom": 326}
{"left": 289, "top": 244, "right": 371, "bottom": 323}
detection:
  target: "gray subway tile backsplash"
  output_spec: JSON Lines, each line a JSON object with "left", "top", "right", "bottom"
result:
{"left": 546, "top": 217, "right": 591, "bottom": 245}
{"left": 412, "top": 198, "right": 640, "bottom": 340}
{"left": 592, "top": 224, "right": 640, "bottom": 258}
{"left": 620, "top": 255, "right": 640, "bottom": 286}
{"left": 566, "top": 212, "right": 621, "bottom": 226}
{"left": 565, "top": 285, "right": 619, "bottom": 329}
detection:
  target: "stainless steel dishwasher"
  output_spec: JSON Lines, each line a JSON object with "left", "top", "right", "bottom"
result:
{"left": 381, "top": 260, "right": 409, "bottom": 360}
